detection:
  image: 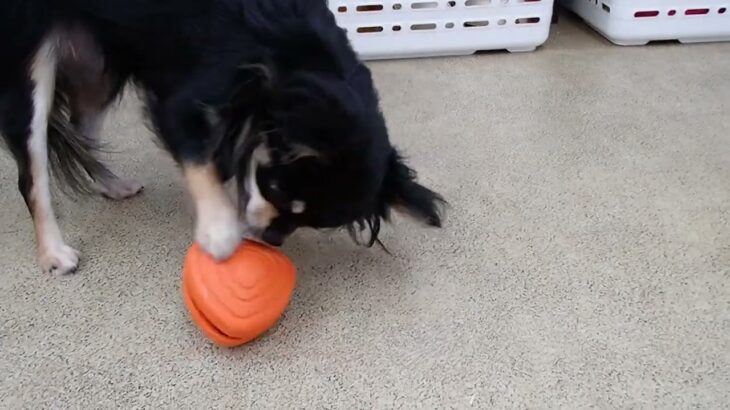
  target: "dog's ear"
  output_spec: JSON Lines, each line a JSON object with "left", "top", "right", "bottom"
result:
{"left": 383, "top": 151, "right": 445, "bottom": 227}
{"left": 268, "top": 72, "right": 366, "bottom": 152}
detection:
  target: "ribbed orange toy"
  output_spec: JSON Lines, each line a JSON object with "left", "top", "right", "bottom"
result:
{"left": 182, "top": 240, "right": 296, "bottom": 347}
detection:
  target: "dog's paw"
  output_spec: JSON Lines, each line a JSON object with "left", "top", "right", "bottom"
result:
{"left": 100, "top": 177, "right": 144, "bottom": 200}
{"left": 39, "top": 244, "right": 79, "bottom": 276}
{"left": 195, "top": 212, "right": 242, "bottom": 261}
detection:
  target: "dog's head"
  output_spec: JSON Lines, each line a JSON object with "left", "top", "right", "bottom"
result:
{"left": 216, "top": 0, "right": 444, "bottom": 246}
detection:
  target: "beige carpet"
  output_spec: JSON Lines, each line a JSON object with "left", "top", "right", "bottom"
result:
{"left": 1, "top": 15, "right": 729, "bottom": 408}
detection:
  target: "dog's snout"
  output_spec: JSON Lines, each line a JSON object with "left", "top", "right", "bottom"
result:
{"left": 261, "top": 228, "right": 285, "bottom": 247}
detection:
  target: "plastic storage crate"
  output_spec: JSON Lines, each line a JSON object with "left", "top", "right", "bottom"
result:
{"left": 330, "top": 0, "right": 555, "bottom": 59}
{"left": 563, "top": 0, "right": 730, "bottom": 45}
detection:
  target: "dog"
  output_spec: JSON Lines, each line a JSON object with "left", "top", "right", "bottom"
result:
{"left": 0, "top": 0, "right": 444, "bottom": 275}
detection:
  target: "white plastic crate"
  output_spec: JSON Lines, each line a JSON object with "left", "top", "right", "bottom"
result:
{"left": 563, "top": 0, "right": 730, "bottom": 45}
{"left": 330, "top": 0, "right": 555, "bottom": 59}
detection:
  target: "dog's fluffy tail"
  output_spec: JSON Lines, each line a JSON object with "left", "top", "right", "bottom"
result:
{"left": 47, "top": 89, "right": 115, "bottom": 194}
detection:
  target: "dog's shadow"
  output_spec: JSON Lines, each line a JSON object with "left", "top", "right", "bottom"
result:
{"left": 217, "top": 227, "right": 419, "bottom": 354}
{"left": 284, "top": 228, "right": 410, "bottom": 308}
{"left": 71, "top": 184, "right": 419, "bottom": 354}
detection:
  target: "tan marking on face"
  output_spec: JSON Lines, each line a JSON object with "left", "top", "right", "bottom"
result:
{"left": 245, "top": 149, "right": 279, "bottom": 230}
{"left": 291, "top": 200, "right": 306, "bottom": 214}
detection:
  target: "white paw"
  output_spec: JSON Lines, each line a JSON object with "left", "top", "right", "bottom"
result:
{"left": 39, "top": 244, "right": 80, "bottom": 276}
{"left": 100, "top": 177, "right": 144, "bottom": 200}
{"left": 195, "top": 213, "right": 242, "bottom": 261}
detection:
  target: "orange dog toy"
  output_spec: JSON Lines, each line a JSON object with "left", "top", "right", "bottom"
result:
{"left": 182, "top": 240, "right": 296, "bottom": 347}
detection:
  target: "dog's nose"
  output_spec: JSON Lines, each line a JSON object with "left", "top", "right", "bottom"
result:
{"left": 261, "top": 228, "right": 285, "bottom": 247}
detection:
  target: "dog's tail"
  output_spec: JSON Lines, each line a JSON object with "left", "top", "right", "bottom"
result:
{"left": 47, "top": 89, "right": 115, "bottom": 194}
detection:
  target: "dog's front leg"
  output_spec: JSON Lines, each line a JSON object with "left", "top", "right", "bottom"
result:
{"left": 182, "top": 163, "right": 241, "bottom": 260}
{"left": 155, "top": 79, "right": 242, "bottom": 261}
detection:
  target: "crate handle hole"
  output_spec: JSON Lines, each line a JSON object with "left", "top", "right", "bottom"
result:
{"left": 357, "top": 25, "right": 384, "bottom": 33}
{"left": 498, "top": 18, "right": 507, "bottom": 25}
{"left": 515, "top": 17, "right": 540, "bottom": 24}
{"left": 337, "top": 6, "right": 347, "bottom": 12}
{"left": 668, "top": 9, "right": 676, "bottom": 16}
{"left": 356, "top": 4, "right": 384, "bottom": 12}
{"left": 410, "top": 23, "right": 437, "bottom": 30}
{"left": 393, "top": 3, "right": 402, "bottom": 10}
{"left": 685, "top": 8, "right": 709, "bottom": 15}
{"left": 445, "top": 22, "right": 455, "bottom": 28}
{"left": 393, "top": 25, "right": 402, "bottom": 31}
{"left": 464, "top": 20, "right": 489, "bottom": 27}
{"left": 447, "top": 0, "right": 457, "bottom": 6}
{"left": 634, "top": 10, "right": 659, "bottom": 18}
{"left": 412, "top": 1, "right": 438, "bottom": 9}
{"left": 718, "top": 7, "right": 726, "bottom": 14}
{"left": 601, "top": 3, "right": 610, "bottom": 13}
{"left": 465, "top": 0, "right": 491, "bottom": 6}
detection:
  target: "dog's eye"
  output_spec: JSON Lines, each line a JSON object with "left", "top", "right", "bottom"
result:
{"left": 291, "top": 200, "right": 306, "bottom": 214}
{"left": 261, "top": 178, "right": 290, "bottom": 209}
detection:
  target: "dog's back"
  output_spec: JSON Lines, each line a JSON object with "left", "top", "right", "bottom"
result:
{"left": 1, "top": 0, "right": 444, "bottom": 276}
{"left": 0, "top": 1, "right": 55, "bottom": 80}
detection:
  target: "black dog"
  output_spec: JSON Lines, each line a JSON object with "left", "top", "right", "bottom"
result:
{"left": 0, "top": 0, "right": 444, "bottom": 275}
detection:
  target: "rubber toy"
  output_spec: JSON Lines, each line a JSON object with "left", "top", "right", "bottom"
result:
{"left": 182, "top": 240, "right": 296, "bottom": 347}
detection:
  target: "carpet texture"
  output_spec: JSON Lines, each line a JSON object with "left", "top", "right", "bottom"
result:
{"left": 1, "top": 16, "right": 728, "bottom": 408}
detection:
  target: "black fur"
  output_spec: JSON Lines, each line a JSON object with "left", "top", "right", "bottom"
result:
{"left": 0, "top": 0, "right": 444, "bottom": 250}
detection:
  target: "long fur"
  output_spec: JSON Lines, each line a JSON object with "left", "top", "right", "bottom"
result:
{"left": 1, "top": 0, "right": 445, "bottom": 251}
{"left": 48, "top": 89, "right": 115, "bottom": 193}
